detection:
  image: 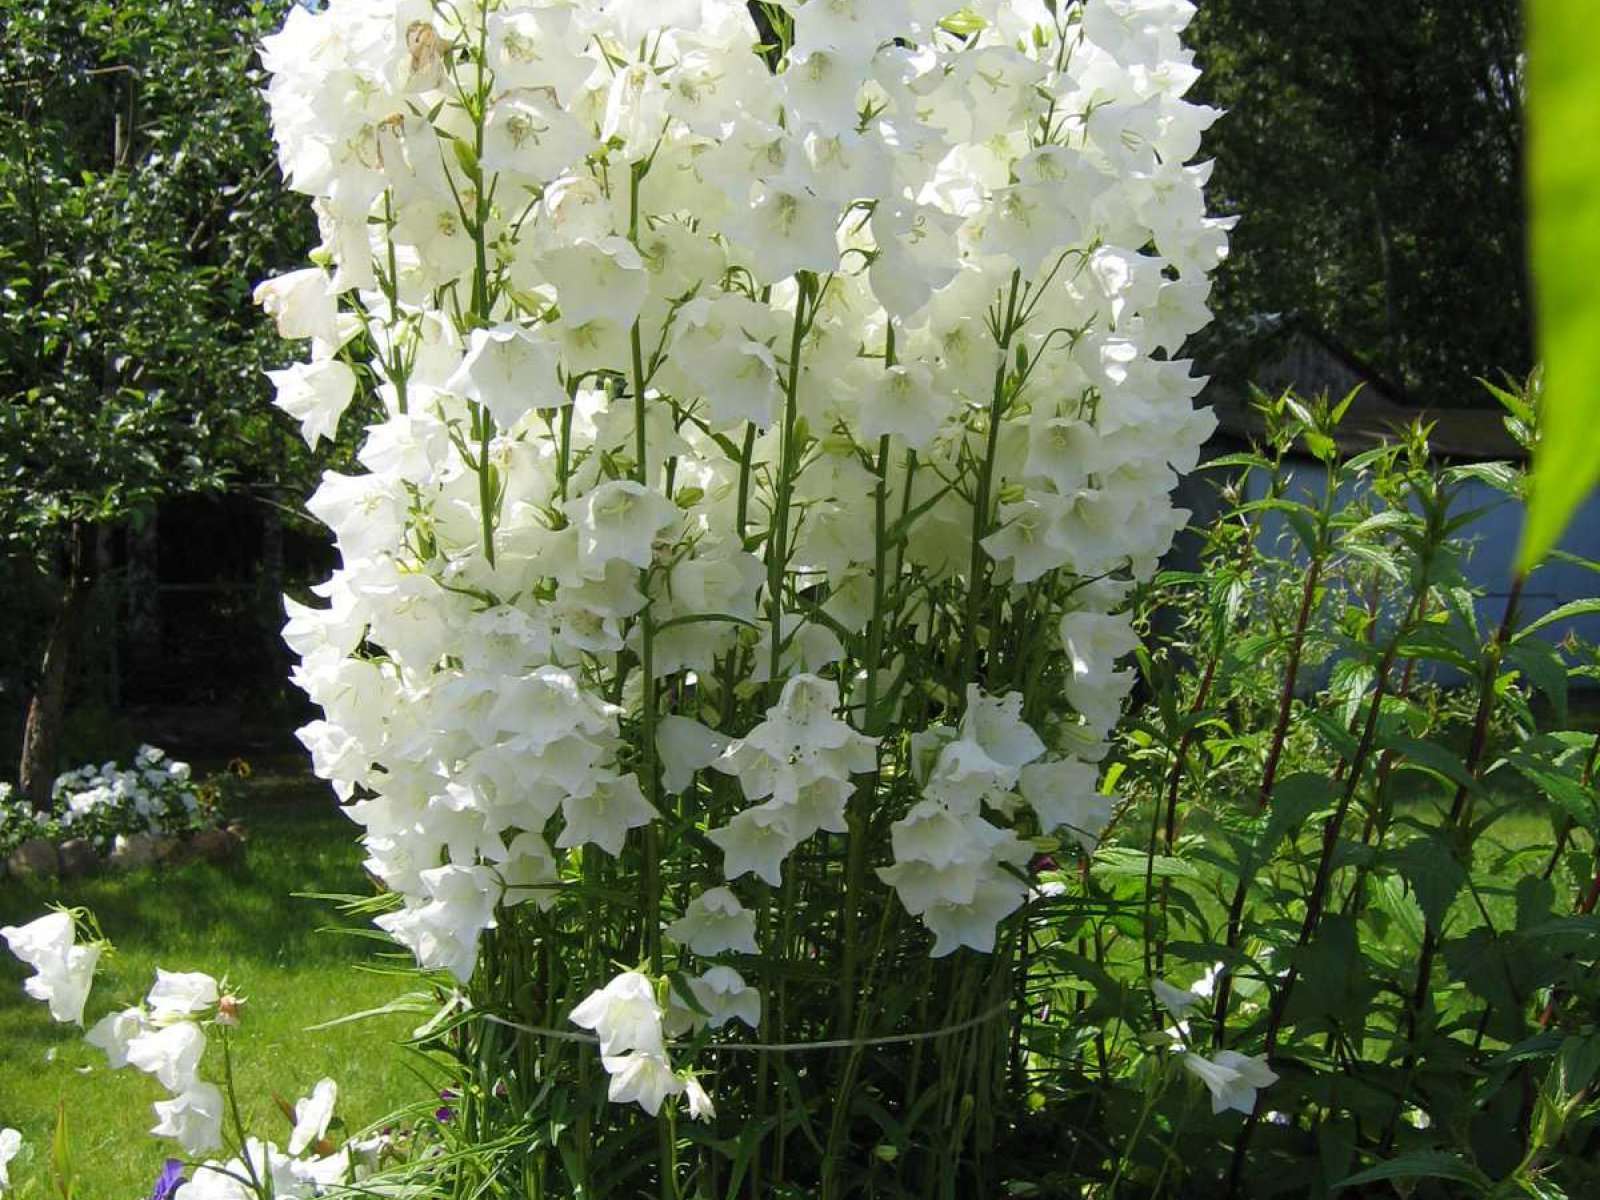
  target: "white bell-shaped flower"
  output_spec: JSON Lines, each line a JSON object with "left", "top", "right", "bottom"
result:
{"left": 665, "top": 887, "right": 759, "bottom": 956}
{"left": 152, "top": 1082, "right": 226, "bottom": 1156}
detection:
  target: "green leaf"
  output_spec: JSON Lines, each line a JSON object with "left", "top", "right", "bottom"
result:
{"left": 1335, "top": 1151, "right": 1492, "bottom": 1193}
{"left": 1506, "top": 749, "right": 1599, "bottom": 831}
{"left": 1520, "top": 0, "right": 1600, "bottom": 570}
{"left": 52, "top": 1099, "right": 74, "bottom": 1200}
{"left": 1090, "top": 847, "right": 1199, "bottom": 882}
{"left": 1378, "top": 732, "right": 1480, "bottom": 794}
{"left": 1506, "top": 637, "right": 1569, "bottom": 725}
{"left": 1512, "top": 597, "right": 1600, "bottom": 643}
{"left": 1287, "top": 913, "right": 1371, "bottom": 1025}
{"left": 1558, "top": 1033, "right": 1600, "bottom": 1097}
{"left": 1388, "top": 835, "right": 1466, "bottom": 930}
{"left": 1367, "top": 875, "right": 1426, "bottom": 960}
{"left": 1258, "top": 772, "right": 1335, "bottom": 857}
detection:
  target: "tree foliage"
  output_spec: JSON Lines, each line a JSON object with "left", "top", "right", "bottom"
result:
{"left": 0, "top": 0, "right": 316, "bottom": 564}
{"left": 1190, "top": 0, "right": 1530, "bottom": 407}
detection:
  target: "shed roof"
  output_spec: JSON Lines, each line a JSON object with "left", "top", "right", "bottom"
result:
{"left": 1200, "top": 314, "right": 1524, "bottom": 462}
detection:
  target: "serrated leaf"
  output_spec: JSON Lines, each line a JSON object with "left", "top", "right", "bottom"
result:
{"left": 1389, "top": 835, "right": 1466, "bottom": 929}
{"left": 1396, "top": 622, "right": 1481, "bottom": 673}
{"left": 1089, "top": 847, "right": 1198, "bottom": 882}
{"left": 1287, "top": 913, "right": 1371, "bottom": 1026}
{"left": 1379, "top": 733, "right": 1480, "bottom": 793}
{"left": 1506, "top": 750, "right": 1599, "bottom": 831}
{"left": 1367, "top": 874, "right": 1426, "bottom": 958}
{"left": 1558, "top": 1033, "right": 1600, "bottom": 1097}
{"left": 1441, "top": 460, "right": 1519, "bottom": 495}
{"left": 1506, "top": 637, "right": 1569, "bottom": 724}
{"left": 1202, "top": 451, "right": 1272, "bottom": 471}
{"left": 1258, "top": 772, "right": 1335, "bottom": 857}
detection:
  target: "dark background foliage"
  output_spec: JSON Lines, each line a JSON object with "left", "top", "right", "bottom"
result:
{"left": 1188, "top": 0, "right": 1530, "bottom": 406}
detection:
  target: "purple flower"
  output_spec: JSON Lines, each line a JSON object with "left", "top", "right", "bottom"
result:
{"left": 149, "top": 1159, "right": 185, "bottom": 1200}
{"left": 436, "top": 1086, "right": 459, "bottom": 1122}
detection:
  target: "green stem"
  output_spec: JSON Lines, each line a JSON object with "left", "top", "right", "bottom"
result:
{"left": 627, "top": 161, "right": 662, "bottom": 976}
{"left": 220, "top": 1029, "right": 266, "bottom": 1196}
{"left": 957, "top": 271, "right": 1022, "bottom": 690}
{"left": 766, "top": 274, "right": 813, "bottom": 698}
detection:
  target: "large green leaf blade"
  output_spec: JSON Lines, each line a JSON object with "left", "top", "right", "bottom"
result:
{"left": 1520, "top": 0, "right": 1600, "bottom": 570}
{"left": 1336, "top": 1151, "right": 1492, "bottom": 1193}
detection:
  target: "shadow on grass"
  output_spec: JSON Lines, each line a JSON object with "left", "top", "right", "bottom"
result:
{"left": 0, "top": 767, "right": 385, "bottom": 1004}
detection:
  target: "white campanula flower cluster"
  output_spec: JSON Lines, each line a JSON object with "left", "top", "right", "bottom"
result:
{"left": 2, "top": 912, "right": 373, "bottom": 1195}
{"left": 1151, "top": 972, "right": 1279, "bottom": 1116}
{"left": 0, "top": 746, "right": 210, "bottom": 857}
{"left": 259, "top": 0, "right": 1223, "bottom": 1118}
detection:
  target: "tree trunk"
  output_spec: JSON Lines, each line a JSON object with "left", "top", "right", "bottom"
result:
{"left": 19, "top": 526, "right": 95, "bottom": 810}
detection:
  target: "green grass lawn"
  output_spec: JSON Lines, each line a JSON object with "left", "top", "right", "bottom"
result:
{"left": 0, "top": 762, "right": 418, "bottom": 1197}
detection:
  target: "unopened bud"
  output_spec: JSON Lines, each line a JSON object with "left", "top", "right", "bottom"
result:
{"left": 217, "top": 994, "right": 245, "bottom": 1026}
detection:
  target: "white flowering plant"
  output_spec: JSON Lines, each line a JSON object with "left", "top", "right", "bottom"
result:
{"left": 254, "top": 0, "right": 1230, "bottom": 1192}
{"left": 0, "top": 907, "right": 389, "bottom": 1199}
{"left": 0, "top": 745, "right": 218, "bottom": 860}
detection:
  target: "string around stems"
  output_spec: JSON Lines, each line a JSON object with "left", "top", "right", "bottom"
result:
{"left": 478, "top": 998, "right": 1014, "bottom": 1054}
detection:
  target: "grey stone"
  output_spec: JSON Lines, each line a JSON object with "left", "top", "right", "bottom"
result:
{"left": 57, "top": 838, "right": 101, "bottom": 878}
{"left": 189, "top": 827, "right": 243, "bottom": 864}
{"left": 8, "top": 837, "right": 60, "bottom": 877}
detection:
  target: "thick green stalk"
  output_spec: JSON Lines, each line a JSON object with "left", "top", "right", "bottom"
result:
{"left": 627, "top": 161, "right": 662, "bottom": 977}
{"left": 957, "top": 272, "right": 1022, "bottom": 690}
{"left": 766, "top": 274, "right": 814, "bottom": 698}
{"left": 1153, "top": 655, "right": 1218, "bottom": 980}
{"left": 839, "top": 324, "right": 897, "bottom": 1034}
